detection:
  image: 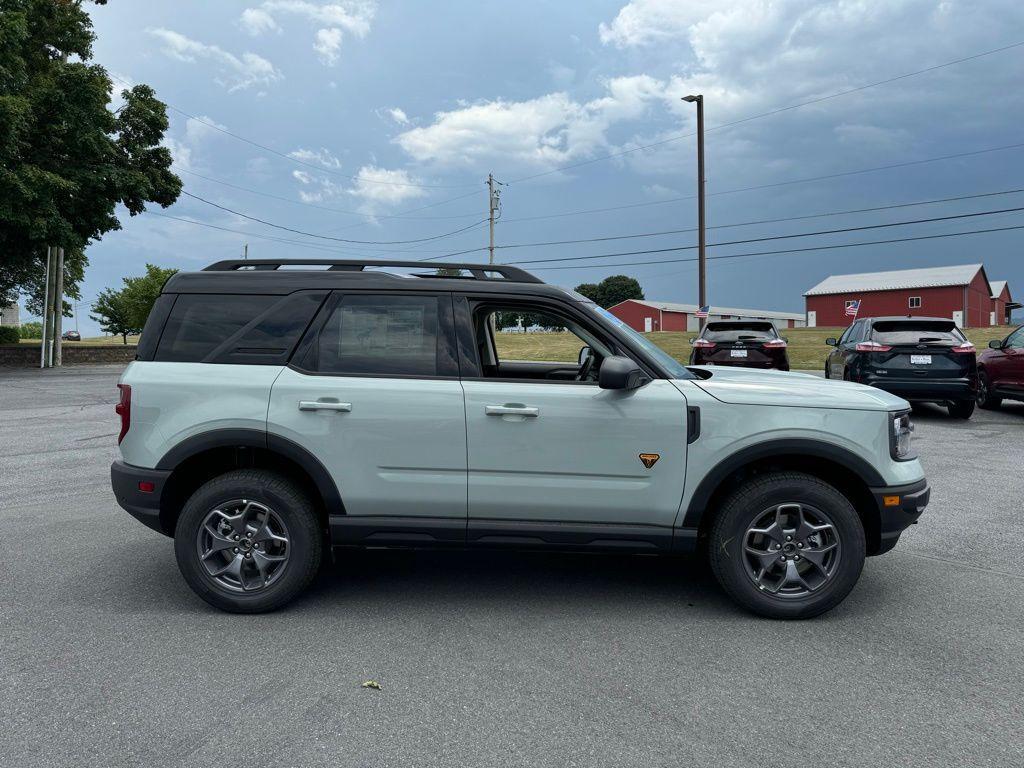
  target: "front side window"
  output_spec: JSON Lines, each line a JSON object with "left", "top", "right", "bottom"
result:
{"left": 314, "top": 295, "right": 442, "bottom": 376}
{"left": 1006, "top": 327, "right": 1024, "bottom": 349}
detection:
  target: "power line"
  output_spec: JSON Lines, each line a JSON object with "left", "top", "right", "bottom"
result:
{"left": 506, "top": 205, "right": 1024, "bottom": 266}
{"left": 175, "top": 167, "right": 485, "bottom": 222}
{"left": 507, "top": 40, "right": 1024, "bottom": 184}
{"left": 489, "top": 188, "right": 1024, "bottom": 250}
{"left": 499, "top": 142, "right": 1024, "bottom": 224}
{"left": 180, "top": 191, "right": 487, "bottom": 244}
{"left": 526, "top": 223, "right": 1024, "bottom": 271}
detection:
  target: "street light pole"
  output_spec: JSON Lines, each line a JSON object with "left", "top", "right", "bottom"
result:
{"left": 682, "top": 94, "right": 707, "bottom": 329}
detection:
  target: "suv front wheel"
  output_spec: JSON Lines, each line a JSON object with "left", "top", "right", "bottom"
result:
{"left": 174, "top": 470, "right": 322, "bottom": 613}
{"left": 708, "top": 472, "right": 866, "bottom": 619}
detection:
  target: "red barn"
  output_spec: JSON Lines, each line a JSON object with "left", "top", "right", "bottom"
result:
{"left": 804, "top": 264, "right": 999, "bottom": 329}
{"left": 608, "top": 300, "right": 805, "bottom": 332}
{"left": 989, "top": 281, "right": 1021, "bottom": 326}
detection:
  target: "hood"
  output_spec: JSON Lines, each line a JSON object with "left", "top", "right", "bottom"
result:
{"left": 685, "top": 366, "right": 909, "bottom": 411}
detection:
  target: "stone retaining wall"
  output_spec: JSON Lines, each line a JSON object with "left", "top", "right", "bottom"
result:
{"left": 0, "top": 344, "right": 138, "bottom": 367}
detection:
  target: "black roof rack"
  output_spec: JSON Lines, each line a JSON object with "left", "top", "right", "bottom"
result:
{"left": 202, "top": 259, "right": 543, "bottom": 284}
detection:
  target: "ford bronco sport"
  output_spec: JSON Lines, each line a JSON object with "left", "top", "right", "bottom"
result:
{"left": 111, "top": 259, "right": 929, "bottom": 618}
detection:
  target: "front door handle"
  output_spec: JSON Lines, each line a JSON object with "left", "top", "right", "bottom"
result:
{"left": 298, "top": 400, "right": 352, "bottom": 412}
{"left": 485, "top": 404, "right": 539, "bottom": 417}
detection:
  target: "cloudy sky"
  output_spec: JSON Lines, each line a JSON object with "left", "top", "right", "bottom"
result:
{"left": 65, "top": 0, "right": 1024, "bottom": 334}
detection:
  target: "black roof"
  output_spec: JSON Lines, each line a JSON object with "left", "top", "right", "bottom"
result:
{"left": 162, "top": 259, "right": 571, "bottom": 298}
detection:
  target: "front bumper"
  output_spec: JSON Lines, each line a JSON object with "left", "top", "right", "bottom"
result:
{"left": 111, "top": 460, "right": 172, "bottom": 535}
{"left": 860, "top": 375, "right": 974, "bottom": 401}
{"left": 869, "top": 478, "right": 930, "bottom": 555}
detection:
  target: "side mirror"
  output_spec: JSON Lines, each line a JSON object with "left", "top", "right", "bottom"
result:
{"left": 688, "top": 338, "right": 696, "bottom": 344}
{"left": 783, "top": 336, "right": 790, "bottom": 343}
{"left": 825, "top": 337, "right": 838, "bottom": 346}
{"left": 578, "top": 345, "right": 593, "bottom": 365}
{"left": 989, "top": 339, "right": 1003, "bottom": 349}
{"left": 599, "top": 355, "right": 649, "bottom": 390}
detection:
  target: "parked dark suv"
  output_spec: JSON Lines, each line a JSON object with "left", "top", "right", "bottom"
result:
{"left": 976, "top": 324, "right": 1024, "bottom": 410}
{"left": 825, "top": 316, "right": 977, "bottom": 418}
{"left": 688, "top": 321, "right": 790, "bottom": 370}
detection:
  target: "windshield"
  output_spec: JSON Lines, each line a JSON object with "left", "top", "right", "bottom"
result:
{"left": 588, "top": 305, "right": 693, "bottom": 379}
{"left": 871, "top": 320, "right": 965, "bottom": 345}
{"left": 702, "top": 322, "right": 777, "bottom": 342}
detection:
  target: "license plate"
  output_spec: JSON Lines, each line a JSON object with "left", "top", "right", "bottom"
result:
{"left": 910, "top": 355, "right": 932, "bottom": 365}
{"left": 730, "top": 349, "right": 748, "bottom": 358}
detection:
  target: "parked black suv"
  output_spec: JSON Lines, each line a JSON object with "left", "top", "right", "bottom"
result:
{"left": 825, "top": 316, "right": 977, "bottom": 418}
{"left": 688, "top": 321, "right": 790, "bottom": 370}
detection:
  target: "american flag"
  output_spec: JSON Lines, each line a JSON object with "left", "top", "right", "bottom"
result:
{"left": 845, "top": 300, "right": 861, "bottom": 317}
{"left": 695, "top": 305, "right": 710, "bottom": 318}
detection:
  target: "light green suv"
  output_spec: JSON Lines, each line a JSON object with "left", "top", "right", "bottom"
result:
{"left": 111, "top": 259, "right": 929, "bottom": 618}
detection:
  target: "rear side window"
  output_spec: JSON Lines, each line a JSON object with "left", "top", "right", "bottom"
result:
{"left": 702, "top": 322, "right": 776, "bottom": 342}
{"left": 870, "top": 320, "right": 964, "bottom": 345}
{"left": 154, "top": 292, "right": 326, "bottom": 364}
{"left": 312, "top": 294, "right": 445, "bottom": 377}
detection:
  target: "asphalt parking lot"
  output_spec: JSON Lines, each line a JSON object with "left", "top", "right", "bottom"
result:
{"left": 1, "top": 364, "right": 1022, "bottom": 768}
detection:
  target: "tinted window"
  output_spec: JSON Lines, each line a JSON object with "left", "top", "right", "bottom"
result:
{"left": 315, "top": 295, "right": 441, "bottom": 376}
{"left": 870, "top": 320, "right": 964, "bottom": 345}
{"left": 156, "top": 294, "right": 275, "bottom": 362}
{"left": 207, "top": 291, "right": 327, "bottom": 365}
{"left": 136, "top": 294, "right": 176, "bottom": 361}
{"left": 702, "top": 322, "right": 777, "bottom": 342}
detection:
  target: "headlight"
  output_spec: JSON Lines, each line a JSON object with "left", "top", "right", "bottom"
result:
{"left": 890, "top": 411, "right": 915, "bottom": 460}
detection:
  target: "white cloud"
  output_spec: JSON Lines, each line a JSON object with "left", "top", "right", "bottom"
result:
{"left": 394, "top": 75, "right": 668, "bottom": 171}
{"left": 599, "top": 0, "right": 720, "bottom": 48}
{"left": 290, "top": 164, "right": 425, "bottom": 214}
{"left": 313, "top": 27, "right": 343, "bottom": 65}
{"left": 163, "top": 116, "right": 229, "bottom": 171}
{"left": 239, "top": 8, "right": 280, "bottom": 35}
{"left": 386, "top": 107, "right": 410, "bottom": 125}
{"left": 147, "top": 28, "right": 282, "bottom": 92}
{"left": 239, "top": 1, "right": 376, "bottom": 66}
{"left": 288, "top": 147, "right": 342, "bottom": 169}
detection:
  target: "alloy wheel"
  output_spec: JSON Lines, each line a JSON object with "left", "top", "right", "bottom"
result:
{"left": 196, "top": 499, "right": 290, "bottom": 593}
{"left": 743, "top": 502, "right": 841, "bottom": 597}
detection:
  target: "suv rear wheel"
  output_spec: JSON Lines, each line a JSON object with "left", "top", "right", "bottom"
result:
{"left": 947, "top": 399, "right": 975, "bottom": 419}
{"left": 174, "top": 469, "right": 322, "bottom": 613}
{"left": 708, "top": 472, "right": 866, "bottom": 619}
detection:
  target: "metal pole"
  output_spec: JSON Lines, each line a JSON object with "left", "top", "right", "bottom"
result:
{"left": 54, "top": 247, "right": 64, "bottom": 366}
{"left": 40, "top": 246, "right": 52, "bottom": 368}
{"left": 695, "top": 95, "right": 707, "bottom": 330}
{"left": 487, "top": 173, "right": 496, "bottom": 264}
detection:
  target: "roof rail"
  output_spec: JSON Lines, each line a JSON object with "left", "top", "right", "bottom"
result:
{"left": 202, "top": 259, "right": 543, "bottom": 284}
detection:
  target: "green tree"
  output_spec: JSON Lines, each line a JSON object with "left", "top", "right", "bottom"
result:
{"left": 573, "top": 275, "right": 644, "bottom": 308}
{"left": 0, "top": 0, "right": 182, "bottom": 314}
{"left": 90, "top": 263, "right": 177, "bottom": 343}
{"left": 90, "top": 287, "right": 134, "bottom": 343}
{"left": 18, "top": 320, "right": 43, "bottom": 339}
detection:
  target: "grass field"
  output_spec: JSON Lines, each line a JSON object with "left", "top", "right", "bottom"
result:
{"left": 496, "top": 326, "right": 1012, "bottom": 370}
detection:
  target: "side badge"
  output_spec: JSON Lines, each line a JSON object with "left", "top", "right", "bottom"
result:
{"left": 639, "top": 453, "right": 660, "bottom": 469}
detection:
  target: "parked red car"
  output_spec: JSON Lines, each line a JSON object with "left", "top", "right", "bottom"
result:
{"left": 977, "top": 324, "right": 1024, "bottom": 409}
{"left": 688, "top": 320, "right": 790, "bottom": 371}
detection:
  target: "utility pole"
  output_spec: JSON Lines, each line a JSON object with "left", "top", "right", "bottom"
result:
{"left": 487, "top": 173, "right": 503, "bottom": 264}
{"left": 242, "top": 243, "right": 248, "bottom": 260}
{"left": 54, "top": 247, "right": 64, "bottom": 366}
{"left": 40, "top": 246, "right": 52, "bottom": 368}
{"left": 682, "top": 94, "right": 707, "bottom": 329}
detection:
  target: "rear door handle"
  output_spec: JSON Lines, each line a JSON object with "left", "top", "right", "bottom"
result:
{"left": 485, "top": 404, "right": 539, "bottom": 417}
{"left": 298, "top": 400, "right": 352, "bottom": 412}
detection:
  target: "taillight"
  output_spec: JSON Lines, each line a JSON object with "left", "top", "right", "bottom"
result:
{"left": 855, "top": 341, "right": 892, "bottom": 352}
{"left": 763, "top": 339, "right": 787, "bottom": 349}
{"left": 951, "top": 343, "right": 976, "bottom": 354}
{"left": 692, "top": 339, "right": 716, "bottom": 349}
{"left": 116, "top": 384, "right": 131, "bottom": 444}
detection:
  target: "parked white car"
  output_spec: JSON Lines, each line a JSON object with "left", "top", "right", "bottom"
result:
{"left": 112, "top": 259, "right": 928, "bottom": 618}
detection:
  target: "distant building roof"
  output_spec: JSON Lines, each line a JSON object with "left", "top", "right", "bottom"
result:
{"left": 990, "top": 280, "right": 1008, "bottom": 299}
{"left": 804, "top": 264, "right": 985, "bottom": 296}
{"left": 618, "top": 299, "right": 804, "bottom": 321}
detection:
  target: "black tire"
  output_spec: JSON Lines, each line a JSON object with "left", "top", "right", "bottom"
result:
{"left": 842, "top": 367, "right": 851, "bottom": 381}
{"left": 174, "top": 469, "right": 322, "bottom": 613}
{"left": 948, "top": 399, "right": 975, "bottom": 419}
{"left": 708, "top": 472, "right": 866, "bottom": 619}
{"left": 976, "top": 371, "right": 1001, "bottom": 410}
{"left": 824, "top": 362, "right": 830, "bottom": 379}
